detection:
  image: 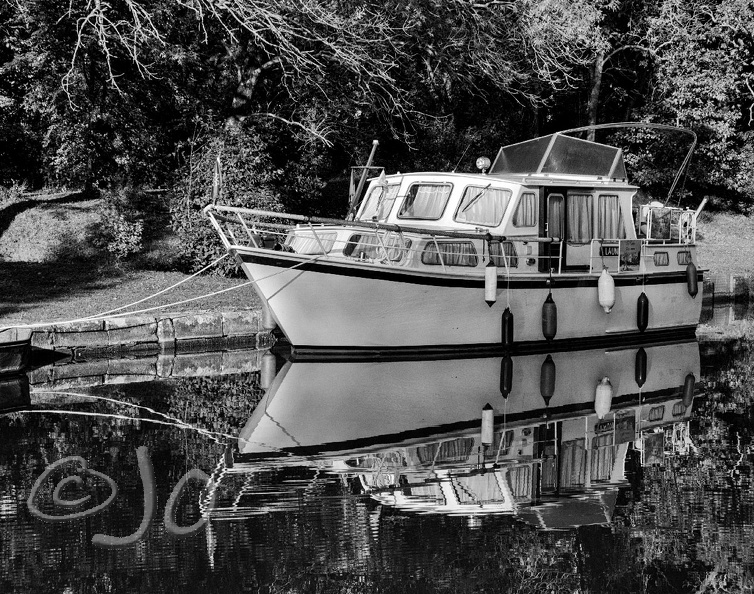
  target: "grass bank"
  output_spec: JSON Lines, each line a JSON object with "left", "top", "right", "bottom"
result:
{"left": 695, "top": 212, "right": 754, "bottom": 279}
{"left": 0, "top": 262, "right": 260, "bottom": 327}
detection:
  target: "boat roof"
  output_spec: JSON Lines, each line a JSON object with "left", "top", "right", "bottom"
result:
{"left": 379, "top": 170, "right": 636, "bottom": 190}
{"left": 490, "top": 133, "right": 628, "bottom": 180}
{"left": 371, "top": 132, "right": 635, "bottom": 187}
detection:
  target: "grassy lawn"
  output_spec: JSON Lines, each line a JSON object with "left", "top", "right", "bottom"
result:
{"left": 0, "top": 194, "right": 262, "bottom": 327}
{"left": 696, "top": 212, "right": 754, "bottom": 280}
{"left": 0, "top": 262, "right": 261, "bottom": 326}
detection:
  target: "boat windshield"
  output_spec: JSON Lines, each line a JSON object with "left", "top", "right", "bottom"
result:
{"left": 359, "top": 183, "right": 400, "bottom": 220}
{"left": 398, "top": 183, "right": 453, "bottom": 220}
{"left": 454, "top": 185, "right": 511, "bottom": 227}
{"left": 491, "top": 134, "right": 627, "bottom": 179}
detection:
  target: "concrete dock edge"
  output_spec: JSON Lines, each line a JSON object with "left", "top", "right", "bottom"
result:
{"left": 22, "top": 308, "right": 270, "bottom": 354}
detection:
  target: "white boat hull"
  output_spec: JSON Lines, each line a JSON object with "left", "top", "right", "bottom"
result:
{"left": 237, "top": 248, "right": 702, "bottom": 352}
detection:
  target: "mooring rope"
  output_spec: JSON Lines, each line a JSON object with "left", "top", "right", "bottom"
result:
{"left": 0, "top": 254, "right": 322, "bottom": 331}
{"left": 83, "top": 253, "right": 230, "bottom": 319}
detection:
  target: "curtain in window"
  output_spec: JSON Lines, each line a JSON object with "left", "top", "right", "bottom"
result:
{"left": 513, "top": 193, "right": 537, "bottom": 227}
{"left": 288, "top": 232, "right": 337, "bottom": 254}
{"left": 597, "top": 195, "right": 625, "bottom": 239}
{"left": 490, "top": 241, "right": 518, "bottom": 268}
{"left": 375, "top": 185, "right": 399, "bottom": 220}
{"left": 361, "top": 184, "right": 399, "bottom": 220}
{"left": 421, "top": 241, "right": 478, "bottom": 266}
{"left": 455, "top": 187, "right": 510, "bottom": 226}
{"left": 547, "top": 195, "right": 564, "bottom": 239}
{"left": 455, "top": 474, "right": 503, "bottom": 504}
{"left": 400, "top": 184, "right": 451, "bottom": 219}
{"left": 345, "top": 233, "right": 409, "bottom": 261}
{"left": 567, "top": 194, "right": 593, "bottom": 243}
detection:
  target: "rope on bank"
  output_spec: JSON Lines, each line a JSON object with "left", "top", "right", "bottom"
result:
{"left": 83, "top": 253, "right": 230, "bottom": 320}
{"left": 1, "top": 254, "right": 321, "bottom": 332}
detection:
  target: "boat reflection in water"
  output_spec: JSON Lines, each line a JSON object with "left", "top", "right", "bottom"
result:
{"left": 223, "top": 340, "right": 699, "bottom": 528}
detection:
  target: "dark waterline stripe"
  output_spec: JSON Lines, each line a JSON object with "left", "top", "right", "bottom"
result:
{"left": 238, "top": 250, "right": 699, "bottom": 290}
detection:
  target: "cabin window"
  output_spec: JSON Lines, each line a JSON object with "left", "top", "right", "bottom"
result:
{"left": 416, "top": 438, "right": 474, "bottom": 464}
{"left": 567, "top": 193, "right": 594, "bottom": 244}
{"left": 398, "top": 183, "right": 452, "bottom": 220}
{"left": 490, "top": 241, "right": 518, "bottom": 268}
{"left": 344, "top": 233, "right": 411, "bottom": 261}
{"left": 672, "top": 402, "right": 687, "bottom": 417}
{"left": 597, "top": 194, "right": 626, "bottom": 239}
{"left": 421, "top": 241, "right": 478, "bottom": 266}
{"left": 677, "top": 250, "right": 691, "bottom": 265}
{"left": 653, "top": 252, "right": 669, "bottom": 266}
{"left": 454, "top": 186, "right": 510, "bottom": 227}
{"left": 360, "top": 183, "right": 400, "bottom": 220}
{"left": 648, "top": 406, "right": 665, "bottom": 422}
{"left": 513, "top": 192, "right": 537, "bottom": 227}
{"left": 287, "top": 231, "right": 337, "bottom": 254}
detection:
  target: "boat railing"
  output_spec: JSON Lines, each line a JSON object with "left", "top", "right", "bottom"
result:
{"left": 588, "top": 238, "right": 697, "bottom": 274}
{"left": 205, "top": 204, "right": 564, "bottom": 273}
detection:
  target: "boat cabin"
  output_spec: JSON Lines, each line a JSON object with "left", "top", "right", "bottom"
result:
{"left": 346, "top": 133, "right": 695, "bottom": 273}
{"left": 208, "top": 132, "right": 699, "bottom": 277}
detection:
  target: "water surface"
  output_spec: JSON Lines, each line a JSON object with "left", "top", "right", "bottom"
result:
{"left": 1, "top": 336, "right": 753, "bottom": 593}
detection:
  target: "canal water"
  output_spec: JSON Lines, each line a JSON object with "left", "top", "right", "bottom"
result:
{"left": 1, "top": 331, "right": 753, "bottom": 593}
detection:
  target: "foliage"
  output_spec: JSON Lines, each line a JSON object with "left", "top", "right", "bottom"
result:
{"left": 169, "top": 126, "right": 285, "bottom": 274}
{"left": 0, "top": 180, "right": 27, "bottom": 208}
{"left": 632, "top": 0, "right": 754, "bottom": 206}
{"left": 0, "top": 0, "right": 752, "bottom": 270}
{"left": 83, "top": 187, "right": 147, "bottom": 264}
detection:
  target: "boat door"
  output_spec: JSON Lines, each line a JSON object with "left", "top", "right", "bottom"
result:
{"left": 539, "top": 189, "right": 595, "bottom": 272}
{"left": 539, "top": 189, "right": 565, "bottom": 272}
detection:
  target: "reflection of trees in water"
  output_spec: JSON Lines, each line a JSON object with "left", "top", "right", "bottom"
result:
{"left": 624, "top": 344, "right": 754, "bottom": 593}
{"left": 5, "top": 351, "right": 754, "bottom": 593}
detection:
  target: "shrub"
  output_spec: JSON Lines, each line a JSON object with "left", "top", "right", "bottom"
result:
{"left": 0, "top": 181, "right": 27, "bottom": 208}
{"left": 89, "top": 187, "right": 149, "bottom": 264}
{"left": 170, "top": 127, "right": 284, "bottom": 275}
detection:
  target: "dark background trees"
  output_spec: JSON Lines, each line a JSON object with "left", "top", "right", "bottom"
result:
{"left": 0, "top": 0, "right": 752, "bottom": 268}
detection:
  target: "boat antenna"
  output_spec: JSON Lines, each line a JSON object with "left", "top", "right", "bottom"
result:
{"left": 558, "top": 122, "right": 697, "bottom": 205}
{"left": 452, "top": 141, "right": 473, "bottom": 173}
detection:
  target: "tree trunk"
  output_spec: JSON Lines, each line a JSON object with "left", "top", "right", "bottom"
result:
{"left": 587, "top": 50, "right": 604, "bottom": 142}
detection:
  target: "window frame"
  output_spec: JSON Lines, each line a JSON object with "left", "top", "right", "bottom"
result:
{"left": 397, "top": 182, "right": 454, "bottom": 221}
{"left": 453, "top": 185, "right": 511, "bottom": 227}
{"left": 512, "top": 191, "right": 538, "bottom": 228}
{"left": 420, "top": 240, "right": 479, "bottom": 267}
{"left": 358, "top": 183, "right": 401, "bottom": 221}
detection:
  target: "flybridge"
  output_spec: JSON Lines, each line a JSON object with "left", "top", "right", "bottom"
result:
{"left": 490, "top": 133, "right": 628, "bottom": 180}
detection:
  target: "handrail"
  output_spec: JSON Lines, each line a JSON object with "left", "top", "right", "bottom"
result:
{"left": 205, "top": 204, "right": 561, "bottom": 244}
{"left": 558, "top": 122, "right": 697, "bottom": 205}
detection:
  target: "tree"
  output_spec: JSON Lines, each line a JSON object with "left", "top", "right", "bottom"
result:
{"left": 640, "top": 0, "right": 754, "bottom": 205}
